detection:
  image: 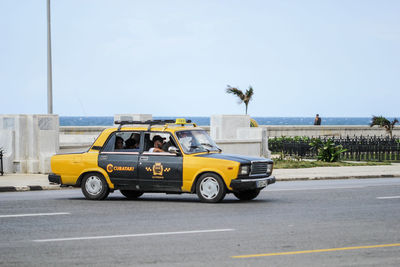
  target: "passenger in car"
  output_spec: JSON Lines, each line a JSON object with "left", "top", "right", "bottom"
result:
{"left": 125, "top": 133, "right": 140, "bottom": 149}
{"left": 115, "top": 136, "right": 124, "bottom": 150}
{"left": 149, "top": 135, "right": 165, "bottom": 152}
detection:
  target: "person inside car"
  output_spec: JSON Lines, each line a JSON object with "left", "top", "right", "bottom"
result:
{"left": 149, "top": 135, "right": 165, "bottom": 152}
{"left": 125, "top": 133, "right": 140, "bottom": 149}
{"left": 115, "top": 136, "right": 124, "bottom": 150}
{"left": 176, "top": 131, "right": 193, "bottom": 152}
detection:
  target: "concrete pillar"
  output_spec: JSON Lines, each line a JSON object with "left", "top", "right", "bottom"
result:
{"left": 114, "top": 114, "right": 152, "bottom": 123}
{"left": 210, "top": 115, "right": 250, "bottom": 140}
{"left": 36, "top": 115, "right": 59, "bottom": 173}
{"left": 0, "top": 114, "right": 59, "bottom": 174}
{"left": 0, "top": 129, "right": 14, "bottom": 173}
{"left": 210, "top": 115, "right": 271, "bottom": 158}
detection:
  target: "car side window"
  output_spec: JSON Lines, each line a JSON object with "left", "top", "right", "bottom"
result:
{"left": 144, "top": 132, "right": 178, "bottom": 153}
{"left": 102, "top": 131, "right": 142, "bottom": 152}
{"left": 102, "top": 134, "right": 116, "bottom": 152}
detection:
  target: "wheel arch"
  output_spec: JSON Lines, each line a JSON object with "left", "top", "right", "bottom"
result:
{"left": 190, "top": 171, "right": 227, "bottom": 193}
{"left": 76, "top": 169, "right": 114, "bottom": 189}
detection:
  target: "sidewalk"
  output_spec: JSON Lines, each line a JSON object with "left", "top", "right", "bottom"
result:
{"left": 1, "top": 164, "right": 400, "bottom": 192}
{"left": 273, "top": 163, "right": 400, "bottom": 181}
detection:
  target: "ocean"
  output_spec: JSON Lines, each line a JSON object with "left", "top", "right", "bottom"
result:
{"left": 59, "top": 116, "right": 382, "bottom": 126}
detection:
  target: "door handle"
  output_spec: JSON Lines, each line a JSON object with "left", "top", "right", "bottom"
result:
{"left": 140, "top": 156, "right": 148, "bottom": 161}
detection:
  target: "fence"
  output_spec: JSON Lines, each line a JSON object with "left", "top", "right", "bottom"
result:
{"left": 268, "top": 136, "right": 400, "bottom": 161}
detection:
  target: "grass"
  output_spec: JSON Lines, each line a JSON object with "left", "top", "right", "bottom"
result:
{"left": 273, "top": 159, "right": 392, "bottom": 169}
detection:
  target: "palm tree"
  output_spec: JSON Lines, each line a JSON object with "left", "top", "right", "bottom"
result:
{"left": 226, "top": 85, "right": 254, "bottom": 115}
{"left": 370, "top": 116, "right": 399, "bottom": 138}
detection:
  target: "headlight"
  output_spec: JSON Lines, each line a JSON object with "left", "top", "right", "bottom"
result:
{"left": 267, "top": 163, "right": 273, "bottom": 175}
{"left": 239, "top": 165, "right": 250, "bottom": 175}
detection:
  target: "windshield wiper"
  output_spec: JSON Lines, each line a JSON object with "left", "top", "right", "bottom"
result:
{"left": 202, "top": 143, "right": 220, "bottom": 153}
{"left": 201, "top": 143, "right": 217, "bottom": 148}
{"left": 191, "top": 145, "right": 210, "bottom": 153}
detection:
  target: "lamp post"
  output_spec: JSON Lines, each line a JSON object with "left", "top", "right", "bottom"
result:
{"left": 47, "top": 0, "right": 53, "bottom": 114}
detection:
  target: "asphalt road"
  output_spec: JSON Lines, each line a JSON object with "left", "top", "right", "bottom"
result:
{"left": 1, "top": 178, "right": 400, "bottom": 266}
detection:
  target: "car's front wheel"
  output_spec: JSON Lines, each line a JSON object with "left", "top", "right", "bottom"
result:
{"left": 120, "top": 190, "right": 143, "bottom": 200}
{"left": 233, "top": 189, "right": 261, "bottom": 201}
{"left": 196, "top": 173, "right": 226, "bottom": 203}
{"left": 81, "top": 173, "right": 110, "bottom": 200}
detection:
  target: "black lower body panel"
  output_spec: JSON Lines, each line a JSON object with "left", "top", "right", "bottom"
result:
{"left": 48, "top": 174, "right": 61, "bottom": 184}
{"left": 230, "top": 176, "right": 275, "bottom": 191}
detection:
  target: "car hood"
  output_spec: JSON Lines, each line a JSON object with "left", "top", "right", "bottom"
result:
{"left": 195, "top": 153, "right": 272, "bottom": 164}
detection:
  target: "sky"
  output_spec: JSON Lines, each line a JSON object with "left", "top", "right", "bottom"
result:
{"left": 1, "top": 0, "right": 399, "bottom": 117}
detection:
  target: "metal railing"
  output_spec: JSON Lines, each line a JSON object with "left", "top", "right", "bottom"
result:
{"left": 269, "top": 136, "right": 400, "bottom": 161}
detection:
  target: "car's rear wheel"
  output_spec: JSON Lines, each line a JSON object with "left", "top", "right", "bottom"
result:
{"left": 233, "top": 189, "right": 261, "bottom": 201}
{"left": 81, "top": 173, "right": 109, "bottom": 200}
{"left": 196, "top": 173, "right": 226, "bottom": 203}
{"left": 120, "top": 190, "right": 143, "bottom": 200}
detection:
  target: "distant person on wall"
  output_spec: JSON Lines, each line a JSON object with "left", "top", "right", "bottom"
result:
{"left": 314, "top": 114, "right": 322, "bottom": 125}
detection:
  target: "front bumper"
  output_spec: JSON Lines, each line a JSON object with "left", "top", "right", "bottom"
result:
{"left": 230, "top": 176, "right": 275, "bottom": 191}
{"left": 48, "top": 174, "right": 61, "bottom": 184}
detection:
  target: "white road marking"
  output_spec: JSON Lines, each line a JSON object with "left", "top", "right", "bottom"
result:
{"left": 0, "top": 212, "right": 70, "bottom": 218}
{"left": 376, "top": 196, "right": 400, "bottom": 199}
{"left": 33, "top": 228, "right": 235, "bottom": 243}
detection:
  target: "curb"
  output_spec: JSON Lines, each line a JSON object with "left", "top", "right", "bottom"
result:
{"left": 0, "top": 185, "right": 62, "bottom": 193}
{"left": 276, "top": 174, "right": 397, "bottom": 181}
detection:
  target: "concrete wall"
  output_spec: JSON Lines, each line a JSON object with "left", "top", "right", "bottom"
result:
{"left": 210, "top": 115, "right": 270, "bottom": 158}
{"left": 0, "top": 114, "right": 59, "bottom": 173}
{"left": 57, "top": 125, "right": 399, "bottom": 156}
{"left": 60, "top": 126, "right": 106, "bottom": 153}
{"left": 211, "top": 115, "right": 250, "bottom": 140}
{"left": 59, "top": 114, "right": 154, "bottom": 153}
{"left": 215, "top": 139, "right": 264, "bottom": 157}
{"left": 114, "top": 114, "right": 152, "bottom": 123}
{"left": 264, "top": 125, "right": 400, "bottom": 138}
{"left": 4, "top": 112, "right": 395, "bottom": 174}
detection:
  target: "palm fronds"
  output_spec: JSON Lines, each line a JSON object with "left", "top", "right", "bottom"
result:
{"left": 226, "top": 85, "right": 254, "bottom": 114}
{"left": 370, "top": 115, "right": 398, "bottom": 138}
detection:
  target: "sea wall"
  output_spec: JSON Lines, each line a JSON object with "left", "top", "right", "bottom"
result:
{"left": 263, "top": 125, "right": 400, "bottom": 138}
{"left": 2, "top": 117, "right": 398, "bottom": 173}
{"left": 59, "top": 125, "right": 399, "bottom": 154}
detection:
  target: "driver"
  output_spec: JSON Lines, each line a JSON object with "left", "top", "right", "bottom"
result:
{"left": 176, "top": 131, "right": 192, "bottom": 152}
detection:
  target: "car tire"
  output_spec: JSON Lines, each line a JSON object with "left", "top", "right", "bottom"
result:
{"left": 196, "top": 173, "right": 226, "bottom": 203}
{"left": 81, "top": 173, "right": 110, "bottom": 200}
{"left": 233, "top": 189, "right": 261, "bottom": 201}
{"left": 120, "top": 190, "right": 143, "bottom": 200}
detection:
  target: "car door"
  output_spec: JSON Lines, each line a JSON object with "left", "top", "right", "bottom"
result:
{"left": 98, "top": 131, "right": 141, "bottom": 188}
{"left": 137, "top": 132, "right": 183, "bottom": 192}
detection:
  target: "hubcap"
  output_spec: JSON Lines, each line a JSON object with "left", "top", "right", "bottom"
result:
{"left": 200, "top": 177, "right": 219, "bottom": 199}
{"left": 85, "top": 176, "right": 103, "bottom": 196}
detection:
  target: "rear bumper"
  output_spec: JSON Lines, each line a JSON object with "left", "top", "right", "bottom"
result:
{"left": 48, "top": 174, "right": 61, "bottom": 184}
{"left": 230, "top": 176, "right": 275, "bottom": 191}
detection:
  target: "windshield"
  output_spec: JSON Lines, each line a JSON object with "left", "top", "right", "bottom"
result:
{"left": 175, "top": 130, "right": 220, "bottom": 154}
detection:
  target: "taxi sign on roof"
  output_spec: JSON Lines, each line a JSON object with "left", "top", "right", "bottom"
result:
{"left": 175, "top": 118, "right": 187, "bottom": 124}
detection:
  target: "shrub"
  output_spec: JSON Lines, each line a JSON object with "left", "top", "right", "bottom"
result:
{"left": 309, "top": 138, "right": 347, "bottom": 162}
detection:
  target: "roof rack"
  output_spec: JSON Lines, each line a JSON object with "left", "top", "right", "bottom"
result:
{"left": 115, "top": 119, "right": 194, "bottom": 131}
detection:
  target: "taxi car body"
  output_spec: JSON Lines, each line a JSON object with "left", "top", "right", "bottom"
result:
{"left": 49, "top": 119, "right": 275, "bottom": 203}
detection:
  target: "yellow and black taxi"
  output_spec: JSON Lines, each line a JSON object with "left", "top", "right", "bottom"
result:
{"left": 49, "top": 119, "right": 275, "bottom": 203}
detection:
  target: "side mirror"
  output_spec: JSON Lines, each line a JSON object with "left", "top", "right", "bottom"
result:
{"left": 168, "top": 146, "right": 181, "bottom": 155}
